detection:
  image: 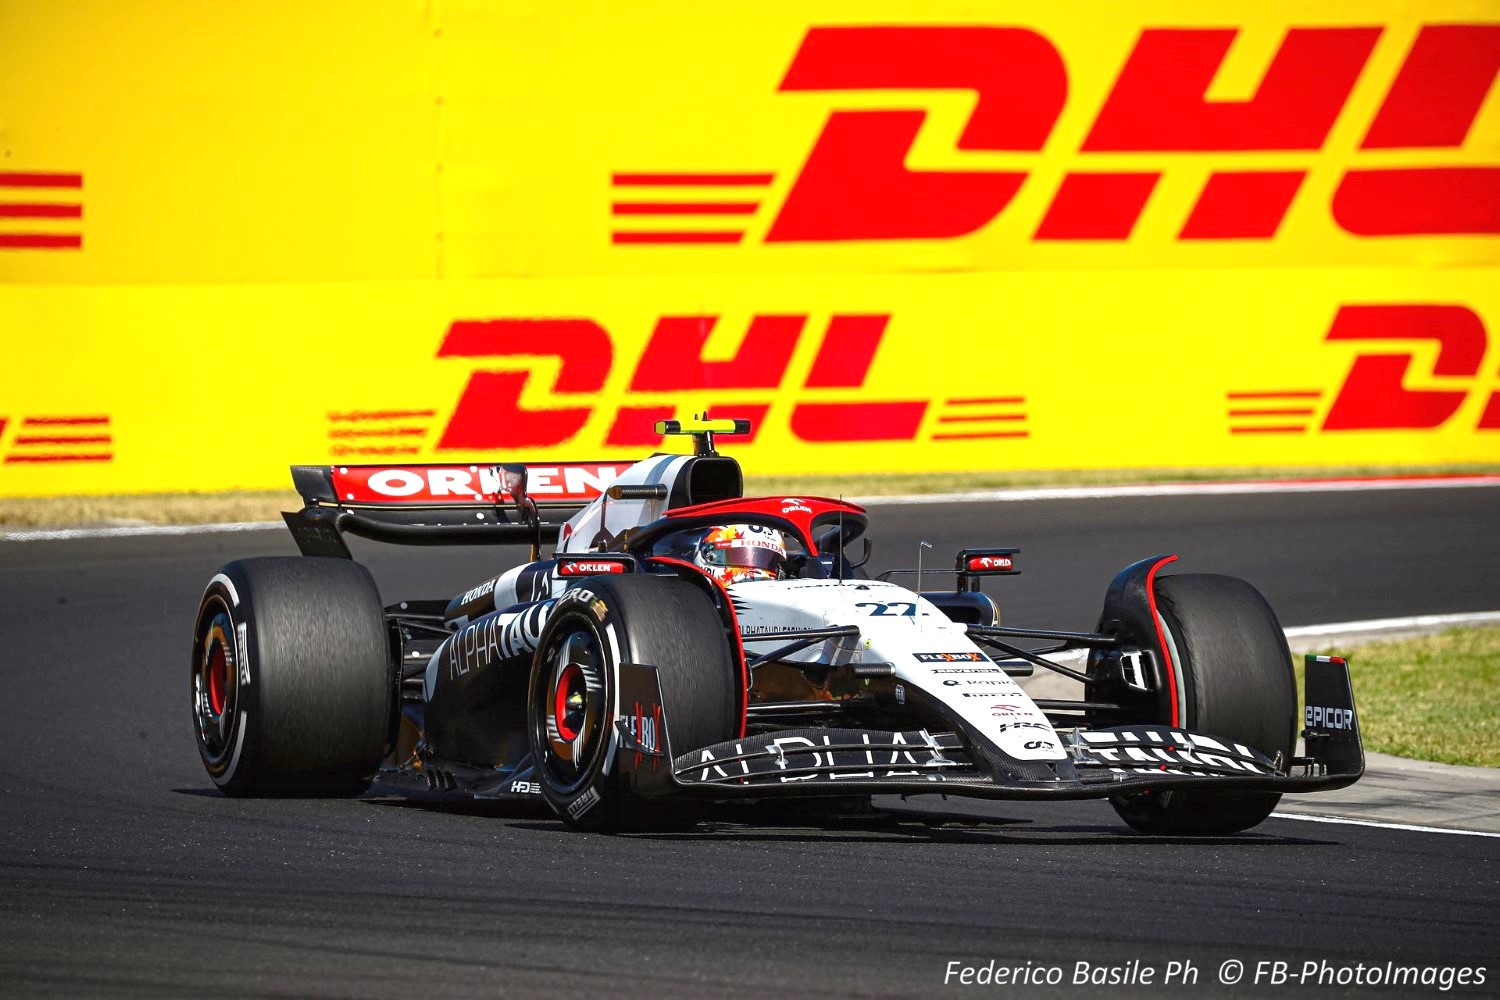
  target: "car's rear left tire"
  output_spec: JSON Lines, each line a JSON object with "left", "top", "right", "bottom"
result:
{"left": 191, "top": 557, "right": 394, "bottom": 796}
{"left": 1110, "top": 573, "right": 1296, "bottom": 835}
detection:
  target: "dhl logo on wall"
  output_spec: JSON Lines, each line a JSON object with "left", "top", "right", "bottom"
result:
{"left": 0, "top": 1, "right": 1496, "bottom": 495}
{"left": 610, "top": 23, "right": 1499, "bottom": 252}
{"left": 1, "top": 271, "right": 1497, "bottom": 496}
{"left": 0, "top": 1, "right": 1495, "bottom": 281}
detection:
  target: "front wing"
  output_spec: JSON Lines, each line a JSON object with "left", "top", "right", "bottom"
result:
{"left": 613, "top": 656, "right": 1364, "bottom": 802}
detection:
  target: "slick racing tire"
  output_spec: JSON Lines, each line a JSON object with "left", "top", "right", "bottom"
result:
{"left": 527, "top": 575, "right": 738, "bottom": 832}
{"left": 191, "top": 557, "right": 394, "bottom": 796}
{"left": 1110, "top": 574, "right": 1296, "bottom": 836}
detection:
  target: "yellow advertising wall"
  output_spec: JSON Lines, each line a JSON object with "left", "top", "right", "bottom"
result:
{"left": 1, "top": 1, "right": 1497, "bottom": 495}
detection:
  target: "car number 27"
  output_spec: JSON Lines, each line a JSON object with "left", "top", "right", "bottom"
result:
{"left": 854, "top": 601, "right": 917, "bottom": 617}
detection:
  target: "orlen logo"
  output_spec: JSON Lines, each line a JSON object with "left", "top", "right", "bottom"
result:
{"left": 1228, "top": 305, "right": 1500, "bottom": 434}
{"left": 966, "top": 555, "right": 1013, "bottom": 572}
{"left": 612, "top": 24, "right": 1500, "bottom": 244}
{"left": 330, "top": 314, "right": 1029, "bottom": 452}
{"left": 335, "top": 462, "right": 621, "bottom": 502}
{"left": 558, "top": 560, "right": 629, "bottom": 576}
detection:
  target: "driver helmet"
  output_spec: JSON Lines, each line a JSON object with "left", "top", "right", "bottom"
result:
{"left": 694, "top": 524, "right": 786, "bottom": 587}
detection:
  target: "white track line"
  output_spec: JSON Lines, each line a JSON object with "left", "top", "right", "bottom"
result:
{"left": 857, "top": 475, "right": 1500, "bottom": 506}
{"left": 1, "top": 521, "right": 282, "bottom": 542}
{"left": 6, "top": 475, "right": 1498, "bottom": 542}
{"left": 1269, "top": 812, "right": 1500, "bottom": 839}
{"left": 1285, "top": 610, "right": 1500, "bottom": 638}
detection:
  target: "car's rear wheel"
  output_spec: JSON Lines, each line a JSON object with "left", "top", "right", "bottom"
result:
{"left": 1110, "top": 573, "right": 1296, "bottom": 835}
{"left": 191, "top": 557, "right": 394, "bottom": 796}
{"left": 527, "top": 574, "right": 738, "bottom": 831}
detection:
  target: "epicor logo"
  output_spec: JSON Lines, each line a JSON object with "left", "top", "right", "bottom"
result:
{"left": 612, "top": 24, "right": 1500, "bottom": 244}
{"left": 1306, "top": 705, "right": 1355, "bottom": 731}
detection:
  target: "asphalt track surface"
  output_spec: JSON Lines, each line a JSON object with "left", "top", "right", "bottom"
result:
{"left": 2, "top": 487, "right": 1497, "bottom": 998}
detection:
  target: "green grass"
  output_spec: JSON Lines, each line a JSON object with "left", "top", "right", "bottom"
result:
{"left": 1297, "top": 625, "right": 1500, "bottom": 768}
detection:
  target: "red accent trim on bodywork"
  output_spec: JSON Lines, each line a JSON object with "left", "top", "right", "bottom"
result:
{"left": 662, "top": 495, "right": 866, "bottom": 556}
{"left": 1144, "top": 555, "right": 1181, "bottom": 727}
{"left": 646, "top": 556, "right": 749, "bottom": 739}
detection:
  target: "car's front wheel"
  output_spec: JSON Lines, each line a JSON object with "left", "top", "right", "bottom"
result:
{"left": 1110, "top": 573, "right": 1296, "bottom": 835}
{"left": 527, "top": 574, "right": 738, "bottom": 831}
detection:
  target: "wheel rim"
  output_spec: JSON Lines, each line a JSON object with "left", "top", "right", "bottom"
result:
{"left": 537, "top": 622, "right": 608, "bottom": 793}
{"left": 193, "top": 597, "right": 239, "bottom": 769}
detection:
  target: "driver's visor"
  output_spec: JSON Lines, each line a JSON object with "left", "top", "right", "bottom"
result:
{"left": 701, "top": 544, "right": 782, "bottom": 570}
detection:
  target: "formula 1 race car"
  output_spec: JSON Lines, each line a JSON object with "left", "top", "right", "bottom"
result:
{"left": 191, "top": 418, "right": 1363, "bottom": 834}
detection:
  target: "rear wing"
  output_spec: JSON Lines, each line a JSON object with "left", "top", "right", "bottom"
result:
{"left": 283, "top": 461, "right": 633, "bottom": 558}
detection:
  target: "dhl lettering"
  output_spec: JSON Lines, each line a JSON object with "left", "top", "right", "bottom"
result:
{"left": 2, "top": 414, "right": 115, "bottom": 465}
{"left": 623, "top": 23, "right": 1499, "bottom": 245}
{"left": 1231, "top": 305, "right": 1499, "bottom": 435}
{"left": 766, "top": 26, "right": 1065, "bottom": 242}
{"left": 434, "top": 314, "right": 931, "bottom": 450}
{"left": 437, "top": 319, "right": 612, "bottom": 450}
{"left": 1080, "top": 28, "right": 1380, "bottom": 152}
{"left": 1323, "top": 306, "right": 1492, "bottom": 432}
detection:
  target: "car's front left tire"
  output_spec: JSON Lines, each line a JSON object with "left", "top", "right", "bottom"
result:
{"left": 526, "top": 574, "right": 738, "bottom": 831}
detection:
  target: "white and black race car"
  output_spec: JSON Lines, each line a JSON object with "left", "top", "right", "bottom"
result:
{"left": 192, "top": 418, "right": 1363, "bottom": 833}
